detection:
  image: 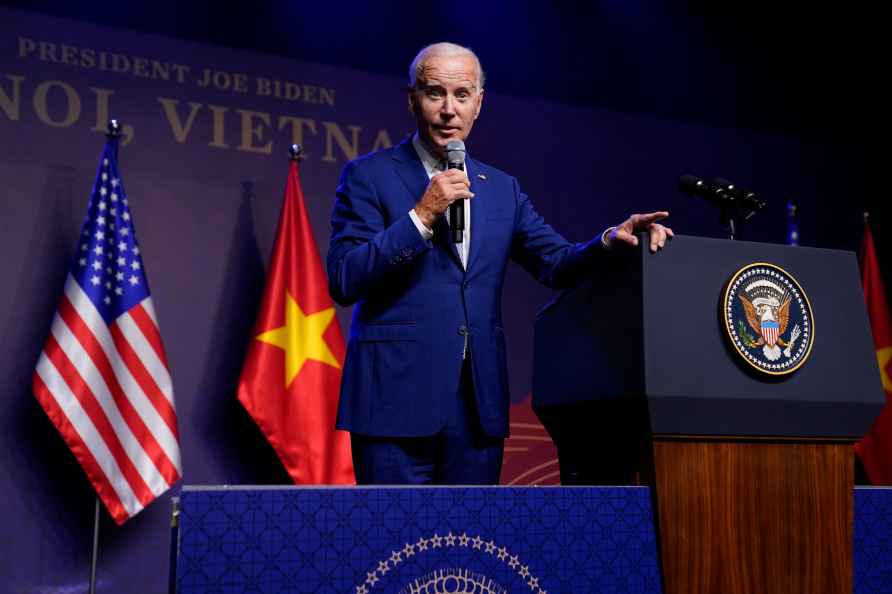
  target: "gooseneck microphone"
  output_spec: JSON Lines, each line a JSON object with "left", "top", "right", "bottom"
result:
{"left": 678, "top": 173, "right": 766, "bottom": 240}
{"left": 678, "top": 174, "right": 730, "bottom": 205}
{"left": 711, "top": 177, "right": 765, "bottom": 212}
{"left": 678, "top": 174, "right": 764, "bottom": 212}
{"left": 445, "top": 140, "right": 466, "bottom": 244}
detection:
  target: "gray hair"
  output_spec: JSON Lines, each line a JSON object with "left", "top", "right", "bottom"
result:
{"left": 408, "top": 42, "right": 486, "bottom": 90}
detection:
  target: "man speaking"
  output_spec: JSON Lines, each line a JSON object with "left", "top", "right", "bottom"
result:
{"left": 327, "top": 42, "right": 672, "bottom": 485}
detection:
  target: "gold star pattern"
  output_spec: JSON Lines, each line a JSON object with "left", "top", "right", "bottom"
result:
{"left": 878, "top": 346, "right": 892, "bottom": 393}
{"left": 255, "top": 290, "right": 340, "bottom": 386}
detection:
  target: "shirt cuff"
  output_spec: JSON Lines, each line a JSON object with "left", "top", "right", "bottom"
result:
{"left": 601, "top": 226, "right": 616, "bottom": 249}
{"left": 409, "top": 209, "right": 434, "bottom": 240}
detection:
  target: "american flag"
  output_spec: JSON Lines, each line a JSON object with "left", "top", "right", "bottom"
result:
{"left": 32, "top": 136, "right": 181, "bottom": 524}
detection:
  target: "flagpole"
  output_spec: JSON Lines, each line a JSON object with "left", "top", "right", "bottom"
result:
{"left": 88, "top": 496, "right": 101, "bottom": 594}
{"left": 289, "top": 143, "right": 303, "bottom": 161}
{"left": 85, "top": 118, "right": 122, "bottom": 594}
{"left": 168, "top": 497, "right": 181, "bottom": 594}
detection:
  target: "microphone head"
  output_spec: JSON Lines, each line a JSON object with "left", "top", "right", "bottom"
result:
{"left": 445, "top": 140, "right": 466, "bottom": 165}
{"left": 712, "top": 177, "right": 761, "bottom": 207}
{"left": 678, "top": 174, "right": 705, "bottom": 193}
{"left": 446, "top": 140, "right": 465, "bottom": 152}
{"left": 711, "top": 177, "right": 735, "bottom": 191}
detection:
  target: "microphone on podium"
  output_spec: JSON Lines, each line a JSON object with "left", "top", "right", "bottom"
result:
{"left": 446, "top": 140, "right": 466, "bottom": 244}
{"left": 678, "top": 174, "right": 765, "bottom": 214}
{"left": 711, "top": 177, "right": 765, "bottom": 214}
{"left": 678, "top": 173, "right": 766, "bottom": 239}
{"left": 678, "top": 174, "right": 732, "bottom": 205}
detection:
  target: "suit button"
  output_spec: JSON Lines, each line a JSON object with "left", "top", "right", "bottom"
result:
{"left": 462, "top": 281, "right": 470, "bottom": 289}
{"left": 458, "top": 325, "right": 468, "bottom": 336}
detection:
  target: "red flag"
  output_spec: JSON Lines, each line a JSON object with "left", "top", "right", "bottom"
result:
{"left": 33, "top": 137, "right": 181, "bottom": 524}
{"left": 238, "top": 159, "right": 353, "bottom": 484}
{"left": 855, "top": 220, "right": 892, "bottom": 483}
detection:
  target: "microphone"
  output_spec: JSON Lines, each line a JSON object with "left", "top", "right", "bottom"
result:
{"left": 445, "top": 140, "right": 466, "bottom": 244}
{"left": 711, "top": 177, "right": 765, "bottom": 213}
{"left": 678, "top": 174, "right": 732, "bottom": 206}
{"left": 678, "top": 174, "right": 767, "bottom": 240}
{"left": 678, "top": 174, "right": 766, "bottom": 212}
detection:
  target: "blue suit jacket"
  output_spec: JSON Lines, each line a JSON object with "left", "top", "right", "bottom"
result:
{"left": 327, "top": 138, "right": 600, "bottom": 438}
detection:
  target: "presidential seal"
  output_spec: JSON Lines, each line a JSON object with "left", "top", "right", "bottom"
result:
{"left": 722, "top": 263, "right": 814, "bottom": 375}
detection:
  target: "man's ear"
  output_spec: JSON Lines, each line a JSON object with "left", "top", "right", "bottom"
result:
{"left": 407, "top": 87, "right": 417, "bottom": 115}
{"left": 474, "top": 89, "right": 484, "bottom": 120}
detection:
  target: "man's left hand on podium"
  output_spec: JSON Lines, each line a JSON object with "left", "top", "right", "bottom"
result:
{"left": 605, "top": 211, "right": 674, "bottom": 253}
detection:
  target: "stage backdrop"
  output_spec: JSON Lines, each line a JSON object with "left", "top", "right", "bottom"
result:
{"left": 0, "top": 7, "right": 870, "bottom": 593}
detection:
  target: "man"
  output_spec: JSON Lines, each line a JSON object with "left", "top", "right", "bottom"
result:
{"left": 327, "top": 42, "right": 672, "bottom": 485}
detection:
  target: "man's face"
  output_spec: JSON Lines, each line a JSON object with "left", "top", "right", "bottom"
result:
{"left": 409, "top": 53, "right": 484, "bottom": 158}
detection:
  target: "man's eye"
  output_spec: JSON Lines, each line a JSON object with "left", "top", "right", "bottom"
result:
{"left": 426, "top": 89, "right": 445, "bottom": 98}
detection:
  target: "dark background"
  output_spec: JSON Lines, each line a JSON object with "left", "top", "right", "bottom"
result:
{"left": 5, "top": 0, "right": 885, "bottom": 263}
{"left": 3, "top": 1, "right": 882, "bottom": 140}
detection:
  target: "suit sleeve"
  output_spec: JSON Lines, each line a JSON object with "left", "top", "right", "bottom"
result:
{"left": 508, "top": 177, "right": 603, "bottom": 289}
{"left": 327, "top": 160, "right": 433, "bottom": 306}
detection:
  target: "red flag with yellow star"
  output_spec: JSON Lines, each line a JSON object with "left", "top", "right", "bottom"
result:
{"left": 237, "top": 158, "right": 353, "bottom": 484}
{"left": 855, "top": 219, "right": 892, "bottom": 484}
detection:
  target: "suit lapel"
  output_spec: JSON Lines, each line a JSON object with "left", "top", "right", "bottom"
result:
{"left": 437, "top": 214, "right": 465, "bottom": 269}
{"left": 466, "top": 157, "right": 488, "bottom": 273}
{"left": 393, "top": 138, "right": 429, "bottom": 205}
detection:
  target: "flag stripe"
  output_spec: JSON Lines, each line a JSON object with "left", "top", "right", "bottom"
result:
{"left": 33, "top": 367, "right": 136, "bottom": 522}
{"left": 45, "top": 320, "right": 157, "bottom": 505}
{"left": 37, "top": 342, "right": 149, "bottom": 514}
{"left": 118, "top": 306, "right": 175, "bottom": 406}
{"left": 110, "top": 324, "right": 181, "bottom": 444}
{"left": 142, "top": 298, "right": 160, "bottom": 324}
{"left": 64, "top": 279, "right": 182, "bottom": 469}
{"left": 129, "top": 301, "right": 170, "bottom": 368}
{"left": 57, "top": 295, "right": 181, "bottom": 487}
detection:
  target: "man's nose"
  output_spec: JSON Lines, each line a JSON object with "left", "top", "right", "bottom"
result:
{"left": 440, "top": 95, "right": 456, "bottom": 116}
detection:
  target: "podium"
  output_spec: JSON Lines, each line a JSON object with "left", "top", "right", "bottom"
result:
{"left": 532, "top": 235, "right": 885, "bottom": 594}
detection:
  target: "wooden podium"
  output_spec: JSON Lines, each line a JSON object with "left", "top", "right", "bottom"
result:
{"left": 652, "top": 438, "right": 852, "bottom": 594}
{"left": 532, "top": 235, "right": 884, "bottom": 594}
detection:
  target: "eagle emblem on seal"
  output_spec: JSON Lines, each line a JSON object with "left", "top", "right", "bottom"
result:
{"left": 738, "top": 286, "right": 799, "bottom": 361}
{"left": 722, "top": 263, "right": 814, "bottom": 375}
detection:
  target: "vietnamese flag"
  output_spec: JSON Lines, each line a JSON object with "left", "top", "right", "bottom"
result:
{"left": 855, "top": 220, "right": 892, "bottom": 484}
{"left": 238, "top": 155, "right": 353, "bottom": 484}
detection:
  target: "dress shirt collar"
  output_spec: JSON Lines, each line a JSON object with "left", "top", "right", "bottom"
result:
{"left": 412, "top": 133, "right": 465, "bottom": 178}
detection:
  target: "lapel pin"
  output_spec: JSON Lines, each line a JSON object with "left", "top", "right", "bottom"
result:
{"left": 477, "top": 174, "right": 487, "bottom": 180}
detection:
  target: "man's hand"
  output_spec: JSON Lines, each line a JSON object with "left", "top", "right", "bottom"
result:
{"left": 607, "top": 211, "right": 674, "bottom": 253}
{"left": 414, "top": 169, "right": 474, "bottom": 227}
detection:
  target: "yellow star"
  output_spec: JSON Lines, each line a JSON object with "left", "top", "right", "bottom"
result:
{"left": 255, "top": 291, "right": 340, "bottom": 386}
{"left": 878, "top": 346, "right": 892, "bottom": 393}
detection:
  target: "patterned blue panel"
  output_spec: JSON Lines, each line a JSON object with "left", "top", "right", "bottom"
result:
{"left": 855, "top": 487, "right": 892, "bottom": 594}
{"left": 176, "top": 486, "right": 662, "bottom": 594}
